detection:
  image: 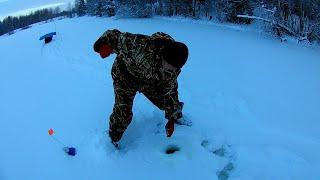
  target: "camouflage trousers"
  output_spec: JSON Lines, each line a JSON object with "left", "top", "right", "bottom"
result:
{"left": 109, "top": 58, "right": 182, "bottom": 143}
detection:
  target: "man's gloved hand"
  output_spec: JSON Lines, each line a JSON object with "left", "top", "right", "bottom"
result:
{"left": 93, "top": 38, "right": 114, "bottom": 59}
{"left": 99, "top": 44, "right": 113, "bottom": 58}
{"left": 165, "top": 119, "right": 175, "bottom": 137}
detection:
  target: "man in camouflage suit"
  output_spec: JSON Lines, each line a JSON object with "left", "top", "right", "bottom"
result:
{"left": 93, "top": 29, "right": 188, "bottom": 146}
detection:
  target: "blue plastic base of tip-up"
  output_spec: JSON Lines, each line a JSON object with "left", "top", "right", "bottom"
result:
{"left": 63, "top": 147, "right": 77, "bottom": 156}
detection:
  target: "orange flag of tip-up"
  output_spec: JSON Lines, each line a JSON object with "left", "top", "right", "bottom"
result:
{"left": 48, "top": 128, "right": 54, "bottom": 136}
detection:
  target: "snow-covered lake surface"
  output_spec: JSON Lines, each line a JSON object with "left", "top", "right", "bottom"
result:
{"left": 0, "top": 17, "right": 319, "bottom": 180}
{"left": 0, "top": 0, "right": 73, "bottom": 20}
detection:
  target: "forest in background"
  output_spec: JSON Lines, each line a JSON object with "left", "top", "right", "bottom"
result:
{"left": 1, "top": 0, "right": 320, "bottom": 44}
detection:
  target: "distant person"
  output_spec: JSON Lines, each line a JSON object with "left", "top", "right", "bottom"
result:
{"left": 93, "top": 29, "right": 189, "bottom": 147}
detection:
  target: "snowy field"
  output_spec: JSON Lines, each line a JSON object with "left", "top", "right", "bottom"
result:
{"left": 0, "top": 16, "right": 320, "bottom": 180}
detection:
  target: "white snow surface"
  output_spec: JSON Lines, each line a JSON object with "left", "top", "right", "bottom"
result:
{"left": 0, "top": 16, "right": 320, "bottom": 180}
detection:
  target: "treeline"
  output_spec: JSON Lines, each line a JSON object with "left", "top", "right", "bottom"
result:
{"left": 1, "top": 0, "right": 319, "bottom": 43}
{"left": 75, "top": 0, "right": 320, "bottom": 43}
{"left": 0, "top": 8, "right": 72, "bottom": 36}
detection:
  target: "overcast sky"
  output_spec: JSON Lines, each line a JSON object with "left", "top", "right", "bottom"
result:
{"left": 0, "top": 0, "right": 73, "bottom": 20}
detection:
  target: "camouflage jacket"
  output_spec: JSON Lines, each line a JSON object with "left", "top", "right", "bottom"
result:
{"left": 96, "top": 29, "right": 180, "bottom": 80}
{"left": 96, "top": 29, "right": 182, "bottom": 120}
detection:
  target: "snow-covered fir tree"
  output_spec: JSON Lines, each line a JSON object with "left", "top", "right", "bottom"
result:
{"left": 75, "top": 0, "right": 87, "bottom": 16}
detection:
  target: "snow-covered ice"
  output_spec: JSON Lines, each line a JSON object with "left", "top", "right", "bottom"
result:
{"left": 0, "top": 16, "right": 320, "bottom": 180}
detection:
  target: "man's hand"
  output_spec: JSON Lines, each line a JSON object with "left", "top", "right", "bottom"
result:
{"left": 93, "top": 38, "right": 113, "bottom": 59}
{"left": 98, "top": 44, "right": 113, "bottom": 58}
{"left": 165, "top": 119, "right": 175, "bottom": 137}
